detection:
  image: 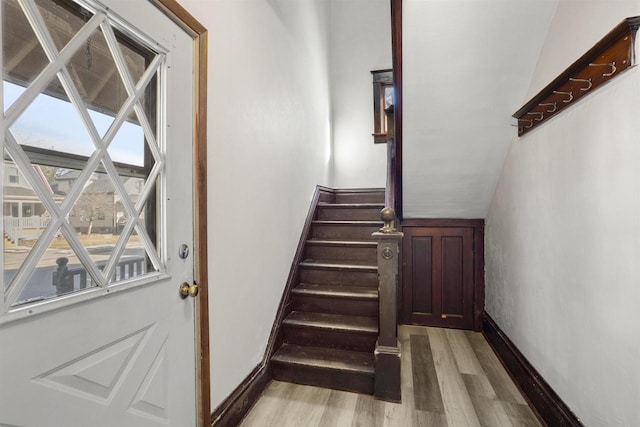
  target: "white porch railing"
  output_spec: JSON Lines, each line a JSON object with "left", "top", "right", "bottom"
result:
{"left": 3, "top": 216, "right": 52, "bottom": 243}
{"left": 4, "top": 216, "right": 53, "bottom": 229}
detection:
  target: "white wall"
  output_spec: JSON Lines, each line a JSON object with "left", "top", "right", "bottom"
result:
{"left": 402, "top": 0, "right": 557, "bottom": 218}
{"left": 486, "top": 1, "right": 640, "bottom": 425}
{"left": 329, "top": 0, "right": 390, "bottom": 189}
{"left": 178, "top": 0, "right": 332, "bottom": 409}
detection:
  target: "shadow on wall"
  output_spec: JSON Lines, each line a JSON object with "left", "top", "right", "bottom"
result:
{"left": 266, "top": 0, "right": 328, "bottom": 41}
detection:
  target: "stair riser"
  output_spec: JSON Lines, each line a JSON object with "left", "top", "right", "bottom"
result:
{"left": 334, "top": 193, "right": 385, "bottom": 204}
{"left": 311, "top": 224, "right": 380, "bottom": 240}
{"left": 305, "top": 245, "right": 377, "bottom": 262}
{"left": 317, "top": 207, "right": 383, "bottom": 221}
{"left": 292, "top": 295, "right": 378, "bottom": 317}
{"left": 283, "top": 327, "right": 377, "bottom": 352}
{"left": 272, "top": 363, "right": 374, "bottom": 395}
{"left": 300, "top": 268, "right": 378, "bottom": 287}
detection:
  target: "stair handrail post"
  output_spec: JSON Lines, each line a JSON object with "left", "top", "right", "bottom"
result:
{"left": 385, "top": 105, "right": 397, "bottom": 214}
{"left": 372, "top": 207, "right": 403, "bottom": 402}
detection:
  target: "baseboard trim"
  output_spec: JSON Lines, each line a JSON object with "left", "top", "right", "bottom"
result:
{"left": 482, "top": 313, "right": 583, "bottom": 427}
{"left": 210, "top": 363, "right": 270, "bottom": 427}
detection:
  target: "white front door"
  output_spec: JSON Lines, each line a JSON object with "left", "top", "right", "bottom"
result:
{"left": 0, "top": 0, "right": 197, "bottom": 425}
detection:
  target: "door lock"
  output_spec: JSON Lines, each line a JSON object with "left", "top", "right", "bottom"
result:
{"left": 179, "top": 282, "right": 199, "bottom": 299}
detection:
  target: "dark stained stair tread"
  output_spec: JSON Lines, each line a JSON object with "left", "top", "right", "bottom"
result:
{"left": 305, "top": 240, "right": 377, "bottom": 247}
{"left": 293, "top": 283, "right": 378, "bottom": 300}
{"left": 291, "top": 284, "right": 378, "bottom": 317}
{"left": 272, "top": 344, "right": 374, "bottom": 374}
{"left": 311, "top": 221, "right": 382, "bottom": 241}
{"left": 333, "top": 189, "right": 385, "bottom": 204}
{"left": 312, "top": 220, "right": 383, "bottom": 226}
{"left": 317, "top": 203, "right": 385, "bottom": 208}
{"left": 299, "top": 259, "right": 377, "bottom": 271}
{"left": 304, "top": 240, "right": 378, "bottom": 263}
{"left": 284, "top": 311, "right": 378, "bottom": 334}
{"left": 316, "top": 204, "right": 384, "bottom": 221}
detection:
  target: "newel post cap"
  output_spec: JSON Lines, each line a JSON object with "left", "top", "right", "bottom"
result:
{"left": 380, "top": 207, "right": 396, "bottom": 233}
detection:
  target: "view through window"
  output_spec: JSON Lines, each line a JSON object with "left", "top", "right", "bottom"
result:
{"left": 2, "top": 0, "right": 165, "bottom": 308}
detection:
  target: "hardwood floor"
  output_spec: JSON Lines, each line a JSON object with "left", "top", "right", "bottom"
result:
{"left": 240, "top": 325, "right": 543, "bottom": 427}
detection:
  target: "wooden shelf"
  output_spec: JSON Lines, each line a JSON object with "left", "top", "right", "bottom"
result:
{"left": 513, "top": 16, "right": 640, "bottom": 136}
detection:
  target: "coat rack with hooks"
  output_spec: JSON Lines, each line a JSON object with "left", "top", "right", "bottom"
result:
{"left": 513, "top": 16, "right": 640, "bottom": 136}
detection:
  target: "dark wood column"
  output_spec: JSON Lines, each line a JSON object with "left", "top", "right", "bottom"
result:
{"left": 373, "top": 208, "right": 403, "bottom": 402}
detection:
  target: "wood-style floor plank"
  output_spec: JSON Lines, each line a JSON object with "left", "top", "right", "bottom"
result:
{"left": 240, "top": 326, "right": 540, "bottom": 427}
{"left": 410, "top": 334, "right": 445, "bottom": 413}
{"left": 241, "top": 381, "right": 331, "bottom": 427}
{"left": 239, "top": 380, "right": 296, "bottom": 427}
{"left": 349, "top": 394, "right": 385, "bottom": 427}
{"left": 465, "top": 331, "right": 528, "bottom": 405}
{"left": 462, "top": 373, "right": 497, "bottom": 399}
{"left": 428, "top": 327, "right": 481, "bottom": 427}
{"left": 414, "top": 410, "right": 448, "bottom": 427}
{"left": 446, "top": 329, "right": 484, "bottom": 375}
{"left": 396, "top": 333, "right": 425, "bottom": 426}
{"left": 466, "top": 393, "right": 514, "bottom": 427}
{"left": 502, "top": 401, "right": 542, "bottom": 427}
{"left": 317, "top": 389, "right": 358, "bottom": 427}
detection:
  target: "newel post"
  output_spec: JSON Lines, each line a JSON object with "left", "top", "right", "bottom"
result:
{"left": 372, "top": 207, "right": 403, "bottom": 402}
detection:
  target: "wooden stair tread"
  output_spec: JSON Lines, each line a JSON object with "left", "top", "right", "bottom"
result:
{"left": 306, "top": 240, "right": 377, "bottom": 247}
{"left": 317, "top": 203, "right": 385, "bottom": 208}
{"left": 334, "top": 188, "right": 384, "bottom": 193}
{"left": 272, "top": 344, "right": 374, "bottom": 374}
{"left": 299, "top": 259, "right": 377, "bottom": 271}
{"left": 293, "top": 283, "right": 378, "bottom": 300}
{"left": 284, "top": 311, "right": 378, "bottom": 334}
{"left": 312, "top": 220, "right": 383, "bottom": 226}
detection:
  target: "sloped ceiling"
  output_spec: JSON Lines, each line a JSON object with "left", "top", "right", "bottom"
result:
{"left": 402, "top": 0, "right": 559, "bottom": 218}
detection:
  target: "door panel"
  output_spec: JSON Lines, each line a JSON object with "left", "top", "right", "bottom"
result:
{"left": 411, "top": 236, "right": 433, "bottom": 314}
{"left": 402, "top": 226, "right": 475, "bottom": 329}
{"left": 442, "top": 235, "right": 464, "bottom": 315}
{"left": 0, "top": 1, "right": 197, "bottom": 425}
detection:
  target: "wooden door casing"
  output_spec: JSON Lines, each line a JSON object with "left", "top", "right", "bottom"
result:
{"left": 400, "top": 220, "right": 484, "bottom": 330}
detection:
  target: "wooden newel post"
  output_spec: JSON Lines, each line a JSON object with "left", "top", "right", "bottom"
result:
{"left": 372, "top": 207, "right": 403, "bottom": 402}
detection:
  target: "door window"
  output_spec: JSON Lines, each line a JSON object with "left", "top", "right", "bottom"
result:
{"left": 2, "top": 0, "right": 167, "bottom": 310}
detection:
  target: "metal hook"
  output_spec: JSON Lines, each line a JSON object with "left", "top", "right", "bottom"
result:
{"left": 588, "top": 61, "right": 616, "bottom": 77}
{"left": 553, "top": 90, "right": 573, "bottom": 103}
{"left": 569, "top": 78, "right": 592, "bottom": 91}
{"left": 539, "top": 102, "right": 557, "bottom": 113}
{"left": 527, "top": 111, "right": 544, "bottom": 121}
{"left": 519, "top": 118, "right": 534, "bottom": 129}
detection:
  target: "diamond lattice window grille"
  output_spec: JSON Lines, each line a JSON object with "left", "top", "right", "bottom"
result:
{"left": 2, "top": 0, "right": 167, "bottom": 308}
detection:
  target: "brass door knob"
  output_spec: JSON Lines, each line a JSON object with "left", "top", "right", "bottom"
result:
{"left": 179, "top": 282, "right": 199, "bottom": 299}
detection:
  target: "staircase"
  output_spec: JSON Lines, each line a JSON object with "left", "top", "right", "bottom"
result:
{"left": 271, "top": 189, "right": 385, "bottom": 394}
